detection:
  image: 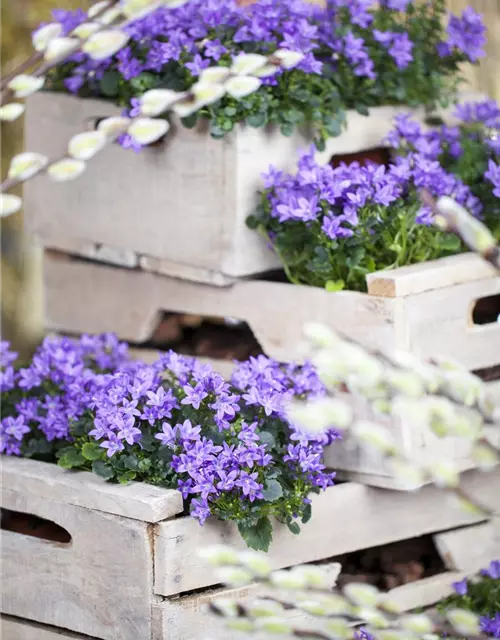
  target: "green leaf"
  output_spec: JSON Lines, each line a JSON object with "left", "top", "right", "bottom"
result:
{"left": 325, "top": 279, "right": 345, "bottom": 292}
{"left": 238, "top": 517, "right": 273, "bottom": 551}
{"left": 118, "top": 470, "right": 137, "bottom": 485}
{"left": 99, "top": 71, "right": 120, "bottom": 97}
{"left": 258, "top": 430, "right": 276, "bottom": 449}
{"left": 280, "top": 122, "right": 294, "bottom": 137}
{"left": 92, "top": 460, "right": 115, "bottom": 480}
{"left": 140, "top": 433, "right": 156, "bottom": 453}
{"left": 81, "top": 442, "right": 104, "bottom": 461}
{"left": 58, "top": 449, "right": 85, "bottom": 469}
{"left": 247, "top": 112, "right": 266, "bottom": 128}
{"left": 181, "top": 113, "right": 198, "bottom": 129}
{"left": 124, "top": 454, "right": 140, "bottom": 471}
{"left": 355, "top": 103, "right": 370, "bottom": 116}
{"left": 246, "top": 214, "right": 260, "bottom": 230}
{"left": 301, "top": 503, "right": 312, "bottom": 524}
{"left": 287, "top": 521, "right": 301, "bottom": 535}
{"left": 262, "top": 479, "right": 283, "bottom": 502}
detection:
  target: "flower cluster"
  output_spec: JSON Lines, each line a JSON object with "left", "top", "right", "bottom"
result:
{"left": 0, "top": 334, "right": 129, "bottom": 457}
{"left": 387, "top": 99, "right": 500, "bottom": 238}
{"left": 441, "top": 560, "right": 500, "bottom": 637}
{"left": 1, "top": 336, "right": 340, "bottom": 550}
{"left": 249, "top": 144, "right": 477, "bottom": 291}
{"left": 46, "top": 0, "right": 485, "bottom": 149}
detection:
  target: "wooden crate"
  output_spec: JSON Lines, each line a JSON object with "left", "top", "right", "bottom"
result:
{"left": 25, "top": 92, "right": 426, "bottom": 286}
{"left": 43, "top": 250, "right": 500, "bottom": 372}
{"left": 2, "top": 457, "right": 499, "bottom": 639}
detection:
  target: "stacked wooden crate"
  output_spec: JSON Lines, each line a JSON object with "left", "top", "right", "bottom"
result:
{"left": 2, "top": 458, "right": 500, "bottom": 640}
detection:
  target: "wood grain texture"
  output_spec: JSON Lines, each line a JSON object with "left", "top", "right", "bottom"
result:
{"left": 366, "top": 253, "right": 498, "bottom": 298}
{"left": 154, "top": 468, "right": 500, "bottom": 596}
{"left": 1, "top": 487, "right": 154, "bottom": 640}
{"left": 1, "top": 616, "right": 94, "bottom": 640}
{"left": 434, "top": 522, "right": 500, "bottom": 572}
{"left": 1, "top": 456, "right": 183, "bottom": 523}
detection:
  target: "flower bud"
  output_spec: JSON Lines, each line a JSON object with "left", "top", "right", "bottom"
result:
{"left": 72, "top": 22, "right": 102, "bottom": 40}
{"left": 387, "top": 369, "right": 425, "bottom": 398}
{"left": 0, "top": 103, "right": 25, "bottom": 122}
{"left": 247, "top": 599, "right": 284, "bottom": 618}
{"left": 199, "top": 67, "right": 231, "bottom": 85}
{"left": 225, "top": 76, "right": 262, "bottom": 99}
{"left": 8, "top": 75, "right": 45, "bottom": 98}
{"left": 82, "top": 30, "right": 129, "bottom": 60}
{"left": 68, "top": 131, "right": 107, "bottom": 160}
{"left": 97, "top": 116, "right": 131, "bottom": 137}
{"left": 471, "top": 443, "right": 498, "bottom": 471}
{"left": 303, "top": 323, "right": 339, "bottom": 349}
{"left": 225, "top": 618, "right": 254, "bottom": 632}
{"left": 273, "top": 49, "right": 305, "bottom": 69}
{"left": 400, "top": 614, "right": 434, "bottom": 635}
{"left": 427, "top": 459, "right": 459, "bottom": 488}
{"left": 389, "top": 459, "right": 426, "bottom": 489}
{"left": 88, "top": 0, "right": 111, "bottom": 17}
{"left": 239, "top": 551, "right": 272, "bottom": 577}
{"left": 198, "top": 545, "right": 239, "bottom": 566}
{"left": 210, "top": 597, "right": 239, "bottom": 618}
{"left": 139, "top": 89, "right": 180, "bottom": 116}
{"left": 0, "top": 194, "right": 22, "bottom": 217}
{"left": 287, "top": 396, "right": 352, "bottom": 434}
{"left": 255, "top": 616, "right": 292, "bottom": 635}
{"left": 8, "top": 152, "right": 48, "bottom": 181}
{"left": 191, "top": 82, "right": 226, "bottom": 107}
{"left": 291, "top": 564, "right": 332, "bottom": 588}
{"left": 32, "top": 23, "right": 63, "bottom": 52}
{"left": 357, "top": 608, "right": 390, "bottom": 628}
{"left": 343, "top": 583, "right": 380, "bottom": 607}
{"left": 269, "top": 569, "right": 307, "bottom": 590}
{"left": 47, "top": 158, "right": 86, "bottom": 182}
{"left": 254, "top": 64, "right": 280, "bottom": 77}
{"left": 435, "top": 196, "right": 497, "bottom": 255}
{"left": 98, "top": 6, "right": 122, "bottom": 24}
{"left": 231, "top": 53, "right": 268, "bottom": 75}
{"left": 325, "top": 618, "right": 353, "bottom": 639}
{"left": 214, "top": 566, "right": 253, "bottom": 587}
{"left": 121, "top": 0, "right": 163, "bottom": 19}
{"left": 163, "top": 0, "right": 191, "bottom": 6}
{"left": 44, "top": 37, "right": 79, "bottom": 62}
{"left": 127, "top": 117, "right": 170, "bottom": 145}
{"left": 352, "top": 421, "right": 398, "bottom": 455}
{"left": 446, "top": 608, "right": 481, "bottom": 636}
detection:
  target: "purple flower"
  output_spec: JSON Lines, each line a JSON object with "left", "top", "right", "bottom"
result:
{"left": 485, "top": 160, "right": 500, "bottom": 197}
{"left": 190, "top": 497, "right": 211, "bottom": 525}
{"left": 236, "top": 471, "right": 264, "bottom": 502}
{"left": 388, "top": 33, "right": 414, "bottom": 69}
{"left": 177, "top": 419, "right": 202, "bottom": 441}
{"left": 216, "top": 469, "right": 239, "bottom": 491}
{"left": 181, "top": 383, "right": 208, "bottom": 410}
{"left": 481, "top": 559, "right": 500, "bottom": 580}
{"left": 452, "top": 578, "right": 468, "bottom": 596}
{"left": 100, "top": 435, "right": 125, "bottom": 458}
{"left": 481, "top": 614, "right": 500, "bottom": 638}
{"left": 155, "top": 422, "right": 178, "bottom": 447}
{"left": 203, "top": 39, "right": 227, "bottom": 61}
{"left": 445, "top": 7, "right": 486, "bottom": 62}
{"left": 185, "top": 53, "right": 210, "bottom": 77}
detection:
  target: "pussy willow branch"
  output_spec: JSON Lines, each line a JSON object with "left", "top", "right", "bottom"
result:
{"left": 0, "top": 0, "right": 120, "bottom": 106}
{"left": 0, "top": 55, "right": 286, "bottom": 194}
{"left": 421, "top": 189, "right": 500, "bottom": 273}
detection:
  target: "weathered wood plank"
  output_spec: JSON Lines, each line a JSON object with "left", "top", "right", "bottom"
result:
{"left": 366, "top": 253, "right": 498, "bottom": 298}
{"left": 434, "top": 522, "right": 500, "bottom": 572}
{"left": 1, "top": 456, "right": 183, "bottom": 523}
{"left": 1, "top": 616, "right": 94, "bottom": 640}
{"left": 153, "top": 468, "right": 500, "bottom": 597}
{"left": 1, "top": 487, "right": 154, "bottom": 640}
{"left": 153, "top": 564, "right": 341, "bottom": 640}
{"left": 387, "top": 572, "right": 463, "bottom": 612}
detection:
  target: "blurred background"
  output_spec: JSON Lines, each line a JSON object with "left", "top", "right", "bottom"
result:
{"left": 1, "top": 0, "right": 500, "bottom": 358}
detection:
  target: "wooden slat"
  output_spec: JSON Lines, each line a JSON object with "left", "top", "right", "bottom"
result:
{"left": 387, "top": 572, "right": 462, "bottom": 612}
{"left": 153, "top": 468, "right": 500, "bottom": 597}
{"left": 434, "top": 522, "right": 500, "bottom": 572}
{"left": 366, "top": 253, "right": 498, "bottom": 298}
{"left": 1, "top": 616, "right": 93, "bottom": 640}
{"left": 1, "top": 456, "right": 183, "bottom": 523}
{"left": 1, "top": 487, "right": 153, "bottom": 640}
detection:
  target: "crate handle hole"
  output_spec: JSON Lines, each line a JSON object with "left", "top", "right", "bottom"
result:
{"left": 471, "top": 294, "right": 500, "bottom": 326}
{"left": 1, "top": 508, "right": 72, "bottom": 544}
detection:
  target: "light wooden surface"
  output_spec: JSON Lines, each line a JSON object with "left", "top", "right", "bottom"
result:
{"left": 434, "top": 522, "right": 500, "bottom": 572}
{"left": 1, "top": 616, "right": 94, "bottom": 640}
{"left": 366, "top": 253, "right": 498, "bottom": 297}
{"left": 25, "top": 93, "right": 423, "bottom": 284}
{"left": 154, "top": 468, "right": 500, "bottom": 596}
{"left": 1, "top": 456, "right": 183, "bottom": 523}
{"left": 44, "top": 249, "right": 500, "bottom": 369}
{"left": 1, "top": 487, "right": 154, "bottom": 639}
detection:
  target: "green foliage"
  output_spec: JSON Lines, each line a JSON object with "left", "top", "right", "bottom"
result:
{"left": 439, "top": 575, "right": 500, "bottom": 619}
{"left": 238, "top": 517, "right": 273, "bottom": 552}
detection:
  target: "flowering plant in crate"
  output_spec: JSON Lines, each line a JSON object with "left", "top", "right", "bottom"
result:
{"left": 43, "top": 0, "right": 484, "bottom": 150}
{"left": 438, "top": 560, "right": 500, "bottom": 637}
{"left": 248, "top": 144, "right": 481, "bottom": 291}
{"left": 387, "top": 99, "right": 500, "bottom": 239}
{"left": 0, "top": 336, "right": 341, "bottom": 550}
